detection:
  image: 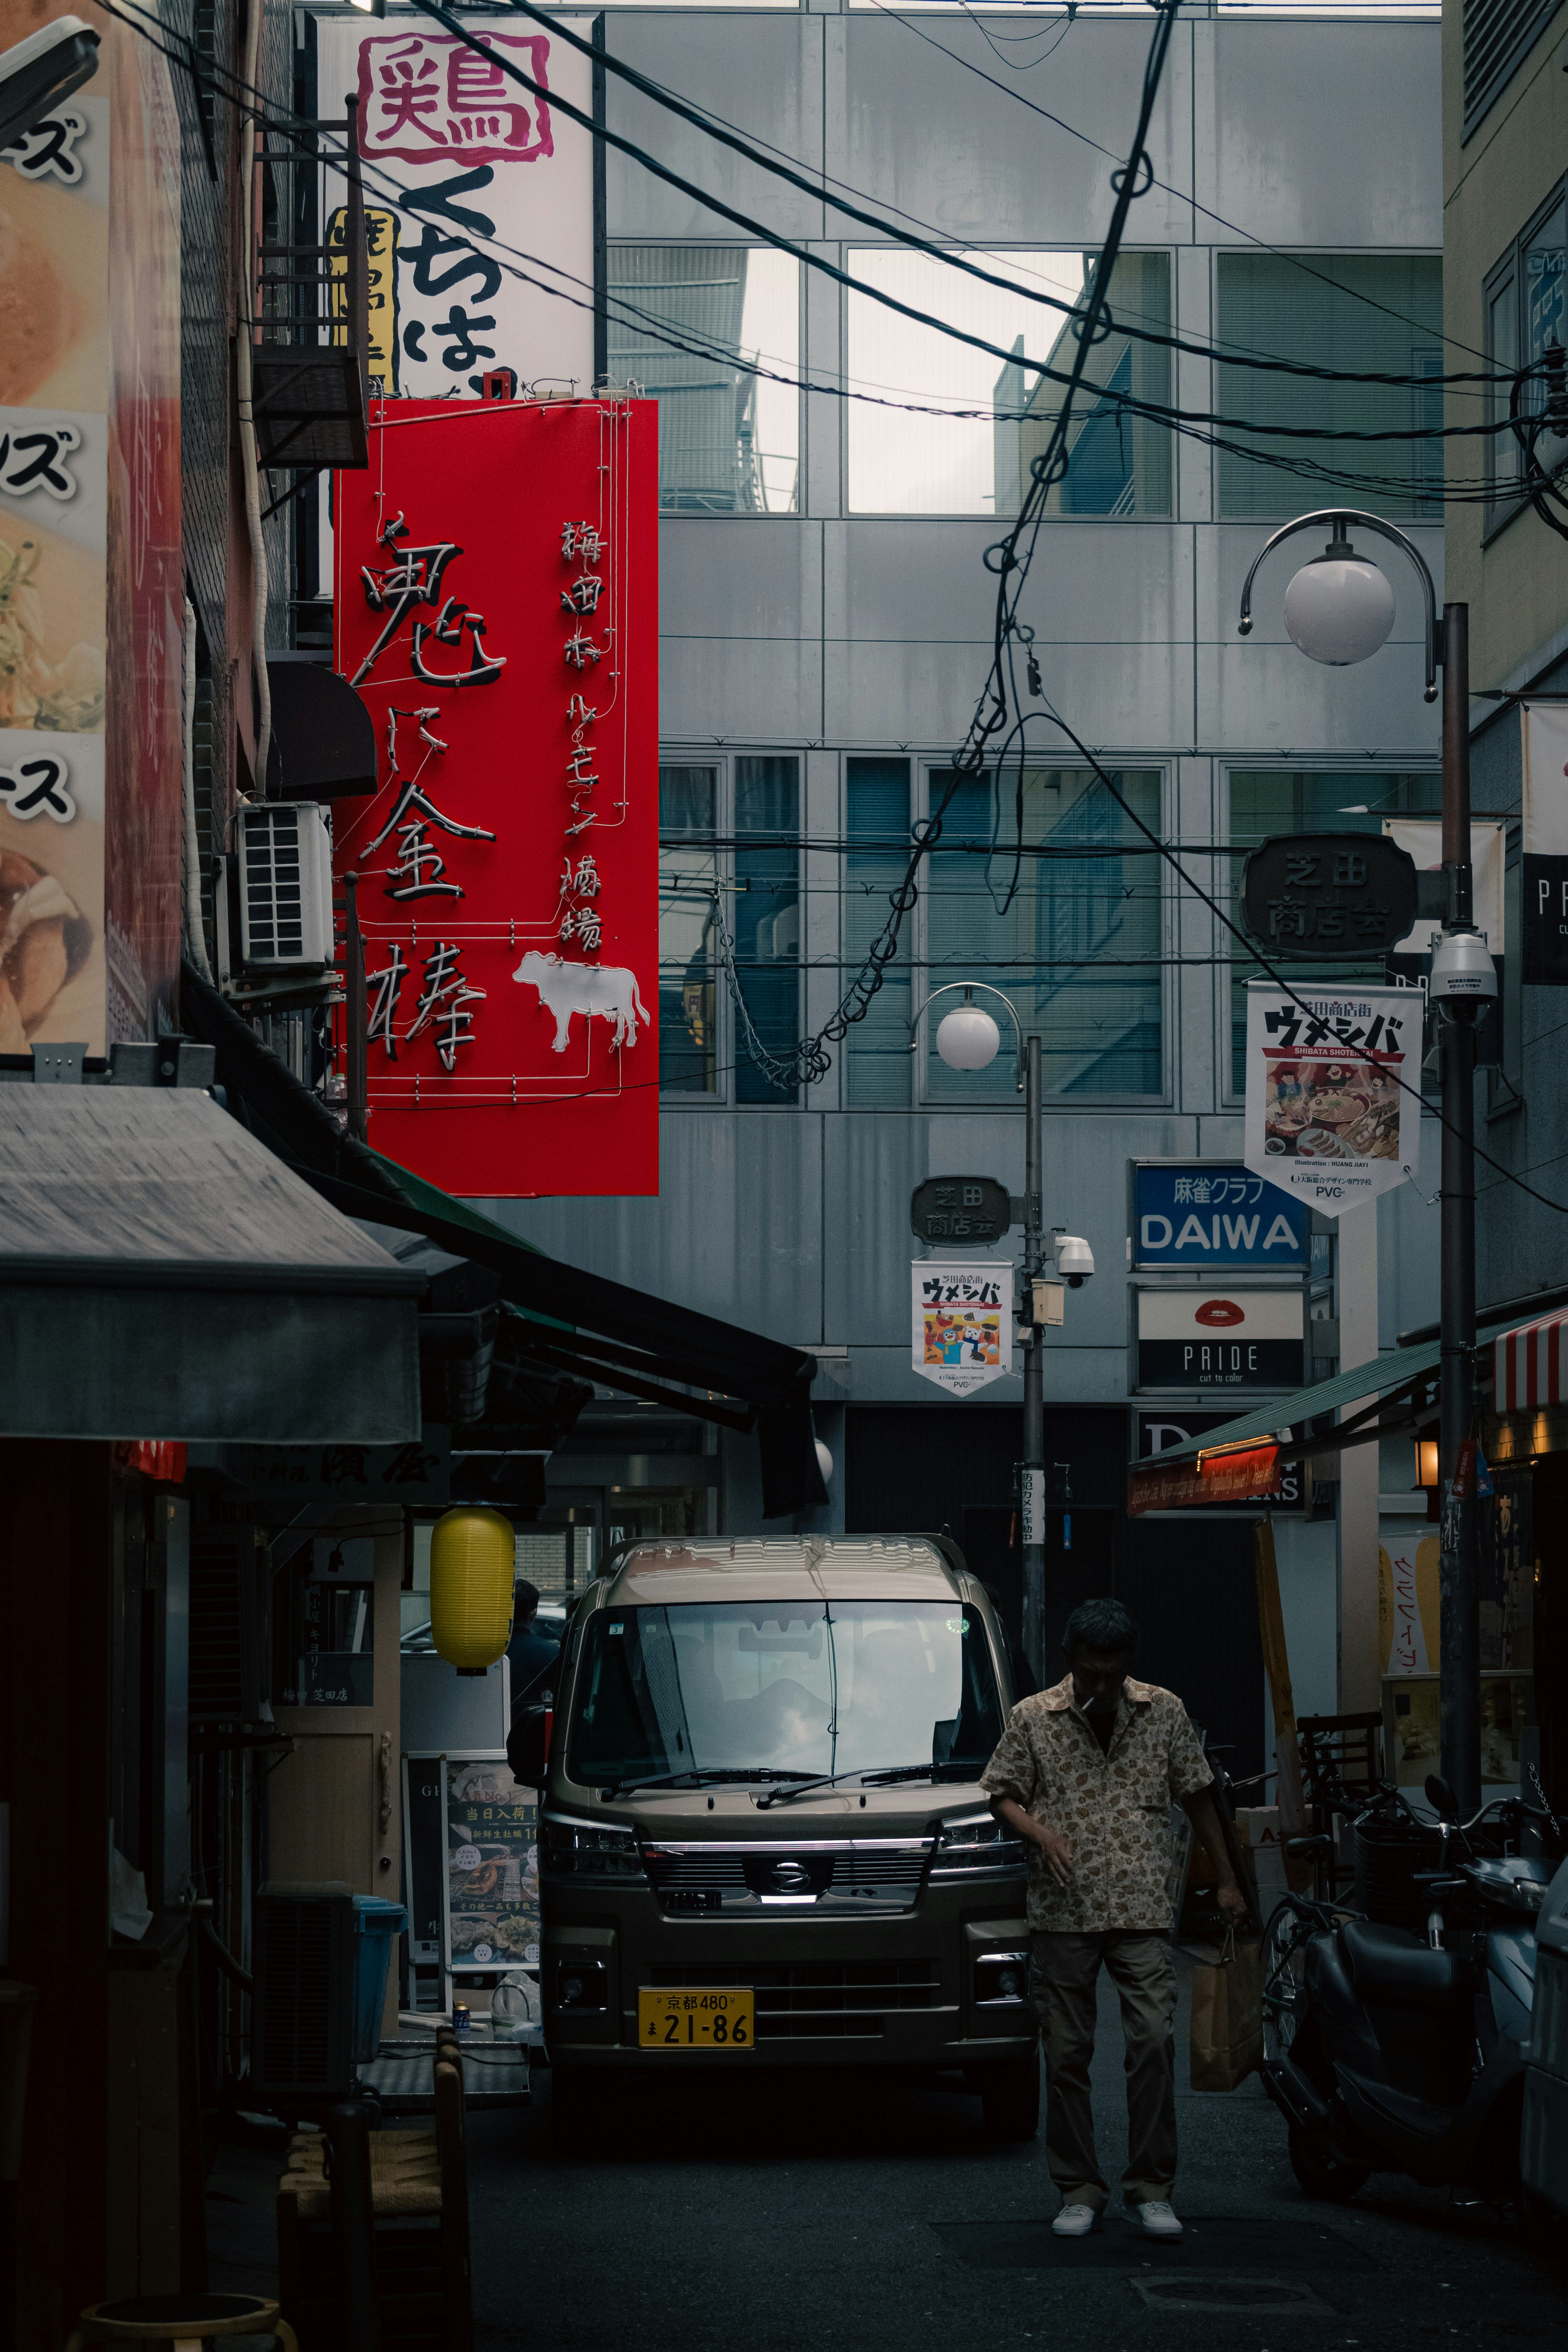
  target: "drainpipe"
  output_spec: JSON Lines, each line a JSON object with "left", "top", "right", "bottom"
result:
{"left": 235, "top": 0, "right": 272, "bottom": 796}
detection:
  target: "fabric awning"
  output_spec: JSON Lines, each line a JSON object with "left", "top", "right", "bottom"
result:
{"left": 266, "top": 656, "right": 378, "bottom": 800}
{"left": 1494, "top": 1310, "right": 1568, "bottom": 1411}
{"left": 0, "top": 1082, "right": 423, "bottom": 1442}
{"left": 182, "top": 964, "right": 827, "bottom": 1517}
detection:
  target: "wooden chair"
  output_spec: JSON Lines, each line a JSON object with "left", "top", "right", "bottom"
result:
{"left": 68, "top": 2295, "right": 296, "bottom": 2352}
{"left": 1297, "top": 1711, "right": 1386, "bottom": 1890}
{"left": 276, "top": 2047, "right": 471, "bottom": 2352}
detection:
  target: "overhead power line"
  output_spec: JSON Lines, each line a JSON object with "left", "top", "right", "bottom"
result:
{"left": 399, "top": 0, "right": 1516, "bottom": 450}
{"left": 500, "top": 0, "right": 1504, "bottom": 396}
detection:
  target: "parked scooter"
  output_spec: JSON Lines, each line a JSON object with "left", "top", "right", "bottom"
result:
{"left": 1258, "top": 1773, "right": 1558, "bottom": 2225}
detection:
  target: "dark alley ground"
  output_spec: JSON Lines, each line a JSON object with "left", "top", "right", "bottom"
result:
{"left": 207, "top": 1964, "right": 1566, "bottom": 2352}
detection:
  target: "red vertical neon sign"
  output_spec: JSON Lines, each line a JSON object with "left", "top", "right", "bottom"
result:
{"left": 333, "top": 396, "right": 659, "bottom": 1196}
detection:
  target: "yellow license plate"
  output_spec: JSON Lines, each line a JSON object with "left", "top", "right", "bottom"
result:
{"left": 637, "top": 1987, "right": 754, "bottom": 2051}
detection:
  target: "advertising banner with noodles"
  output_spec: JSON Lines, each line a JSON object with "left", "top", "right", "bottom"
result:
{"left": 333, "top": 394, "right": 658, "bottom": 1195}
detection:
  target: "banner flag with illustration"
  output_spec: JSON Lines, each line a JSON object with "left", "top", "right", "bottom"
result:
{"left": 1242, "top": 980, "right": 1419, "bottom": 1215}
{"left": 1523, "top": 702, "right": 1568, "bottom": 984}
{"left": 912, "top": 1263, "right": 1014, "bottom": 1396}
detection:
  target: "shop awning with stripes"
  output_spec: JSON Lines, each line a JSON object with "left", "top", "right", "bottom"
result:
{"left": 1494, "top": 1310, "right": 1568, "bottom": 1410}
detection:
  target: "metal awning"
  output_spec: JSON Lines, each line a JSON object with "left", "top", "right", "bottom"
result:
{"left": 0, "top": 1085, "right": 423, "bottom": 1441}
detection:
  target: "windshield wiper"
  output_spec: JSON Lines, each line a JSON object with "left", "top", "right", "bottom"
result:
{"left": 756, "top": 1763, "right": 928, "bottom": 1810}
{"left": 599, "top": 1768, "right": 817, "bottom": 1797}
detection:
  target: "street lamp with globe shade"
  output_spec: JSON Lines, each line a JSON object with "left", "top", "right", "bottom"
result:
{"left": 907, "top": 983, "right": 1092, "bottom": 1675}
{"left": 1237, "top": 506, "right": 1486, "bottom": 1812}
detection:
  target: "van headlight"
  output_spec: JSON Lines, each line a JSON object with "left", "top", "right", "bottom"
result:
{"left": 974, "top": 1951, "right": 1030, "bottom": 2006}
{"left": 542, "top": 1812, "right": 646, "bottom": 1880}
{"left": 929, "top": 1809, "right": 1025, "bottom": 1876}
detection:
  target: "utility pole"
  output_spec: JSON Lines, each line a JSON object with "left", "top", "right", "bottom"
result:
{"left": 1439, "top": 602, "right": 1480, "bottom": 1815}
{"left": 1020, "top": 1035, "right": 1045, "bottom": 1680}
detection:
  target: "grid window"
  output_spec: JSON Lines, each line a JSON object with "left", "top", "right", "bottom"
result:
{"left": 733, "top": 756, "right": 801, "bottom": 1105}
{"left": 846, "top": 250, "right": 1172, "bottom": 517}
{"left": 1483, "top": 181, "right": 1566, "bottom": 529}
{"left": 1215, "top": 255, "right": 1444, "bottom": 521}
{"left": 608, "top": 247, "right": 799, "bottom": 515}
{"left": 845, "top": 760, "right": 913, "bottom": 1107}
{"left": 659, "top": 765, "right": 719, "bottom": 1096}
{"left": 1226, "top": 771, "right": 1443, "bottom": 1096}
{"left": 923, "top": 766, "right": 1163, "bottom": 1102}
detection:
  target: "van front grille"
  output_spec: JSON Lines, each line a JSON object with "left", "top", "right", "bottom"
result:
{"left": 641, "top": 1838, "right": 933, "bottom": 1916}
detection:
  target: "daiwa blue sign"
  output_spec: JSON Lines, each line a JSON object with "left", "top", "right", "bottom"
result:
{"left": 1133, "top": 1165, "right": 1309, "bottom": 1270}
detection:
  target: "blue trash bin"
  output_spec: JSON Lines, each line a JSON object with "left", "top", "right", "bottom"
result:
{"left": 351, "top": 1895, "right": 407, "bottom": 2061}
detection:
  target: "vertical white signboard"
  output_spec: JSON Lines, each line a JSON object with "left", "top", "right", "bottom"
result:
{"left": 1242, "top": 980, "right": 1420, "bottom": 1216}
{"left": 314, "top": 11, "right": 595, "bottom": 398}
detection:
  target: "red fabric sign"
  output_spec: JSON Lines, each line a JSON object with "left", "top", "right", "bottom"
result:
{"left": 333, "top": 397, "right": 659, "bottom": 1196}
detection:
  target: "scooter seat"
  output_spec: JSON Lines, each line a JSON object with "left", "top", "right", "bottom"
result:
{"left": 1340, "top": 1919, "right": 1466, "bottom": 2017}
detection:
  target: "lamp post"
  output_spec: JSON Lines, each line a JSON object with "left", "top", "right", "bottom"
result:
{"left": 909, "top": 985, "right": 1057, "bottom": 1679}
{"left": 1238, "top": 510, "right": 1491, "bottom": 1812}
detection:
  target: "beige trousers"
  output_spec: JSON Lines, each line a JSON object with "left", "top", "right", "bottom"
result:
{"left": 1029, "top": 1929, "right": 1178, "bottom": 2209}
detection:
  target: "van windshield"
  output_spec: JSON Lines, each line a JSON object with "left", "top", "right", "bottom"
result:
{"left": 567, "top": 1601, "right": 1004, "bottom": 1786}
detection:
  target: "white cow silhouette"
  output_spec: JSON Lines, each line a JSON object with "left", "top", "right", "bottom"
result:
{"left": 512, "top": 949, "right": 649, "bottom": 1053}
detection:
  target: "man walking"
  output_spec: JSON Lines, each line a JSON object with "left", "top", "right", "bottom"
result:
{"left": 980, "top": 1596, "right": 1247, "bottom": 2239}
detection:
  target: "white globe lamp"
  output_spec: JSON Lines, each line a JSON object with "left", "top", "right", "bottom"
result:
{"left": 1283, "top": 550, "right": 1395, "bottom": 667}
{"left": 935, "top": 1005, "right": 1001, "bottom": 1071}
{"left": 814, "top": 1439, "right": 834, "bottom": 1486}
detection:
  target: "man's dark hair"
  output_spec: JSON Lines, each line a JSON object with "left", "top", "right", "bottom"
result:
{"left": 1061, "top": 1597, "right": 1138, "bottom": 1659}
{"left": 513, "top": 1579, "right": 540, "bottom": 1617}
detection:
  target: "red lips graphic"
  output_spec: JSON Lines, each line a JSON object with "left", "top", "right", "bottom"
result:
{"left": 1194, "top": 1299, "right": 1246, "bottom": 1328}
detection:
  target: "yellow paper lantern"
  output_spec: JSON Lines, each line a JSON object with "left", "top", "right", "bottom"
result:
{"left": 429, "top": 1507, "right": 514, "bottom": 1672}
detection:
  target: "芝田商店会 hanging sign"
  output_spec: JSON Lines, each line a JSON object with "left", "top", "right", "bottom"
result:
{"left": 333, "top": 397, "right": 659, "bottom": 1197}
{"left": 1241, "top": 980, "right": 1420, "bottom": 1214}
{"left": 911, "top": 1263, "right": 1015, "bottom": 1397}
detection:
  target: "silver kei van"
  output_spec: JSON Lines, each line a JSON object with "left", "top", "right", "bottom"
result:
{"left": 532, "top": 1534, "right": 1036, "bottom": 2145}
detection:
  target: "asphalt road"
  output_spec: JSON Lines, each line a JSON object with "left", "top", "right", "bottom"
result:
{"left": 208, "top": 1963, "right": 1565, "bottom": 2352}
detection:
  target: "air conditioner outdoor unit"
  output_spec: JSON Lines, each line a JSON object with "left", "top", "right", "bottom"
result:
{"left": 238, "top": 802, "right": 334, "bottom": 970}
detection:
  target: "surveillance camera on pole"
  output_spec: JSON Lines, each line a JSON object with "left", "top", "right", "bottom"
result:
{"left": 0, "top": 17, "right": 100, "bottom": 154}
{"left": 1428, "top": 929, "right": 1497, "bottom": 1024}
{"left": 1054, "top": 1235, "right": 1095, "bottom": 1289}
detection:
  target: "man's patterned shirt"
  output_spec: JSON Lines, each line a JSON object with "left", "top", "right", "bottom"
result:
{"left": 979, "top": 1674, "right": 1214, "bottom": 1931}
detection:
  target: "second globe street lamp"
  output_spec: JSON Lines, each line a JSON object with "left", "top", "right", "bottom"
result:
{"left": 1239, "top": 508, "right": 1494, "bottom": 1811}
{"left": 910, "top": 984, "right": 1094, "bottom": 1675}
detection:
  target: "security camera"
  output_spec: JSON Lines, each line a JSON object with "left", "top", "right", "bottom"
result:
{"left": 1428, "top": 929, "right": 1497, "bottom": 1026}
{"left": 0, "top": 16, "right": 99, "bottom": 153}
{"left": 1054, "top": 1234, "right": 1095, "bottom": 1289}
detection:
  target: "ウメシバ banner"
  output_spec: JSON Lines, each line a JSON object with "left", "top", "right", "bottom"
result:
{"left": 1242, "top": 980, "right": 1420, "bottom": 1214}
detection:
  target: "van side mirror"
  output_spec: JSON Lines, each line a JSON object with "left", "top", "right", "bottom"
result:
{"left": 507, "top": 1703, "right": 551, "bottom": 1791}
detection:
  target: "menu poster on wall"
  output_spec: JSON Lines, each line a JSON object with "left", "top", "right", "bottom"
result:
{"left": 445, "top": 1757, "right": 539, "bottom": 1970}
{"left": 912, "top": 1262, "right": 1014, "bottom": 1397}
{"left": 0, "top": 2, "right": 182, "bottom": 1056}
{"left": 1242, "top": 980, "right": 1419, "bottom": 1214}
{"left": 0, "top": 46, "right": 109, "bottom": 1053}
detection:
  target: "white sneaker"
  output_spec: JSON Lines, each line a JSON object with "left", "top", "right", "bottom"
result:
{"left": 1132, "top": 2200, "right": 1183, "bottom": 2238}
{"left": 1051, "top": 2204, "right": 1100, "bottom": 2237}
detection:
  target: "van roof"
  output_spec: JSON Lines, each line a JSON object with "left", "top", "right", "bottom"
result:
{"left": 604, "top": 1535, "right": 963, "bottom": 1608}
